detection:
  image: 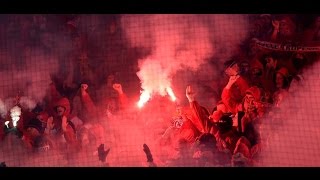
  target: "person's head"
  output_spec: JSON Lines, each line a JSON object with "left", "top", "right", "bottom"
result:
{"left": 265, "top": 54, "right": 278, "bottom": 70}
{"left": 250, "top": 60, "right": 263, "bottom": 78}
{"left": 36, "top": 112, "right": 49, "bottom": 132}
{"left": 248, "top": 38, "right": 260, "bottom": 55}
{"left": 210, "top": 110, "right": 223, "bottom": 123}
{"left": 278, "top": 16, "right": 296, "bottom": 37}
{"left": 224, "top": 60, "right": 240, "bottom": 77}
{"left": 56, "top": 106, "right": 66, "bottom": 117}
{"left": 292, "top": 52, "right": 307, "bottom": 72}
{"left": 26, "top": 127, "right": 41, "bottom": 139}
{"left": 26, "top": 118, "right": 44, "bottom": 138}
{"left": 243, "top": 86, "right": 261, "bottom": 113}
{"left": 239, "top": 61, "right": 250, "bottom": 75}
{"left": 210, "top": 101, "right": 228, "bottom": 123}
{"left": 275, "top": 67, "right": 290, "bottom": 89}
{"left": 54, "top": 98, "right": 70, "bottom": 117}
{"left": 261, "top": 89, "right": 273, "bottom": 104}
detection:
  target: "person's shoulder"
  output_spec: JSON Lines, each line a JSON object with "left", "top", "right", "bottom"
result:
{"left": 235, "top": 76, "right": 250, "bottom": 88}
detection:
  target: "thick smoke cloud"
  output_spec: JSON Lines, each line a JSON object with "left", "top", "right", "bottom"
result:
{"left": 119, "top": 14, "right": 250, "bottom": 166}
{"left": 121, "top": 14, "right": 249, "bottom": 108}
{"left": 0, "top": 47, "right": 59, "bottom": 114}
{"left": 260, "top": 60, "right": 320, "bottom": 166}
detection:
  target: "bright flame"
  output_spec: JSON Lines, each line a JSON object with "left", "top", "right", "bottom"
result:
{"left": 137, "top": 87, "right": 176, "bottom": 108}
{"left": 166, "top": 87, "right": 176, "bottom": 102}
{"left": 10, "top": 106, "right": 21, "bottom": 127}
{"left": 137, "top": 90, "right": 151, "bottom": 108}
{"left": 4, "top": 121, "right": 9, "bottom": 128}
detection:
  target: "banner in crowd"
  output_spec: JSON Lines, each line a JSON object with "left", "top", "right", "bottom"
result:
{"left": 254, "top": 39, "right": 320, "bottom": 52}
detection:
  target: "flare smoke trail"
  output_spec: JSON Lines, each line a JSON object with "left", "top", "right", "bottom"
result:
{"left": 120, "top": 15, "right": 250, "bottom": 166}
{"left": 0, "top": 48, "right": 59, "bottom": 113}
{"left": 121, "top": 14, "right": 250, "bottom": 106}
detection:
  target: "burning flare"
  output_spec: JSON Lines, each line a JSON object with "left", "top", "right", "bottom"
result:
{"left": 137, "top": 87, "right": 177, "bottom": 108}
{"left": 166, "top": 87, "right": 176, "bottom": 102}
{"left": 4, "top": 121, "right": 10, "bottom": 128}
{"left": 10, "top": 106, "right": 22, "bottom": 127}
{"left": 137, "top": 90, "right": 151, "bottom": 108}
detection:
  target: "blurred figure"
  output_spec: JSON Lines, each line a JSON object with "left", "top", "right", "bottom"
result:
{"left": 260, "top": 53, "right": 288, "bottom": 96}
{"left": 192, "top": 133, "right": 229, "bottom": 166}
{"left": 105, "top": 83, "right": 128, "bottom": 118}
{"left": 45, "top": 97, "right": 78, "bottom": 150}
{"left": 209, "top": 100, "right": 229, "bottom": 123}
{"left": 214, "top": 113, "right": 240, "bottom": 165}
{"left": 75, "top": 84, "right": 108, "bottom": 150}
{"left": 221, "top": 59, "right": 250, "bottom": 114}
{"left": 271, "top": 15, "right": 297, "bottom": 42}
{"left": 79, "top": 83, "right": 98, "bottom": 122}
{"left": 160, "top": 105, "right": 188, "bottom": 146}
{"left": 273, "top": 67, "right": 291, "bottom": 107}
{"left": 96, "top": 74, "right": 118, "bottom": 105}
{"left": 290, "top": 52, "right": 309, "bottom": 76}
{"left": 43, "top": 81, "right": 62, "bottom": 117}
{"left": 22, "top": 117, "right": 49, "bottom": 152}
{"left": 249, "top": 59, "right": 264, "bottom": 88}
{"left": 232, "top": 86, "right": 265, "bottom": 166}
{"left": 166, "top": 85, "right": 216, "bottom": 165}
